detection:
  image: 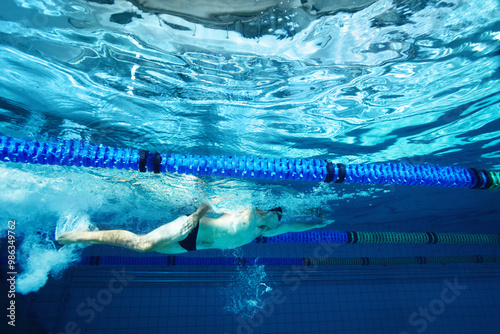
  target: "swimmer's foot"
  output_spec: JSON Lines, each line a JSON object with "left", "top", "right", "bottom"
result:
{"left": 57, "top": 231, "right": 82, "bottom": 245}
{"left": 57, "top": 228, "right": 101, "bottom": 245}
{"left": 55, "top": 211, "right": 97, "bottom": 244}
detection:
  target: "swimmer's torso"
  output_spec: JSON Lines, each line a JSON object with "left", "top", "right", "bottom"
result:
{"left": 154, "top": 208, "right": 279, "bottom": 254}
{"left": 197, "top": 208, "right": 276, "bottom": 250}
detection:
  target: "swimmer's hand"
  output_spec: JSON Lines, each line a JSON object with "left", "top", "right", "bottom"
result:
{"left": 315, "top": 220, "right": 334, "bottom": 228}
{"left": 181, "top": 203, "right": 211, "bottom": 235}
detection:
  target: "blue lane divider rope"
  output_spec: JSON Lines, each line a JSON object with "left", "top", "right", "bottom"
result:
{"left": 1, "top": 135, "right": 498, "bottom": 189}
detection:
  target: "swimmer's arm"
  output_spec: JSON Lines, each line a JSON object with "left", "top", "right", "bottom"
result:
{"left": 262, "top": 220, "right": 333, "bottom": 237}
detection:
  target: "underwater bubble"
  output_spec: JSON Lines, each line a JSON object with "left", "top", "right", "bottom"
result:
{"left": 220, "top": 250, "right": 273, "bottom": 319}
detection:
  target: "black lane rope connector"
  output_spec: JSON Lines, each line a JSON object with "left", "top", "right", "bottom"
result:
{"left": 426, "top": 232, "right": 439, "bottom": 244}
{"left": 139, "top": 150, "right": 162, "bottom": 174}
{"left": 154, "top": 152, "right": 162, "bottom": 174}
{"left": 471, "top": 168, "right": 487, "bottom": 189}
{"left": 335, "top": 163, "right": 346, "bottom": 183}
{"left": 139, "top": 150, "right": 149, "bottom": 172}
{"left": 347, "top": 231, "right": 359, "bottom": 244}
{"left": 324, "top": 161, "right": 346, "bottom": 183}
{"left": 470, "top": 168, "right": 498, "bottom": 189}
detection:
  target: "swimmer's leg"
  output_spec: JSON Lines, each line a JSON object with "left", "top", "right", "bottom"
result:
{"left": 141, "top": 203, "right": 210, "bottom": 251}
{"left": 57, "top": 229, "right": 151, "bottom": 252}
{"left": 57, "top": 204, "right": 211, "bottom": 252}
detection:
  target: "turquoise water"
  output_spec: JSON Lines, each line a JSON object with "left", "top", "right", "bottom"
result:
{"left": 0, "top": 0, "right": 499, "bottom": 333}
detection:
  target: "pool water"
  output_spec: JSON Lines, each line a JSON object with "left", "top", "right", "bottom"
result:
{"left": 0, "top": 0, "right": 499, "bottom": 333}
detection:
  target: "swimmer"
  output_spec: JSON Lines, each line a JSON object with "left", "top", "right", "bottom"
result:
{"left": 57, "top": 204, "right": 332, "bottom": 254}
